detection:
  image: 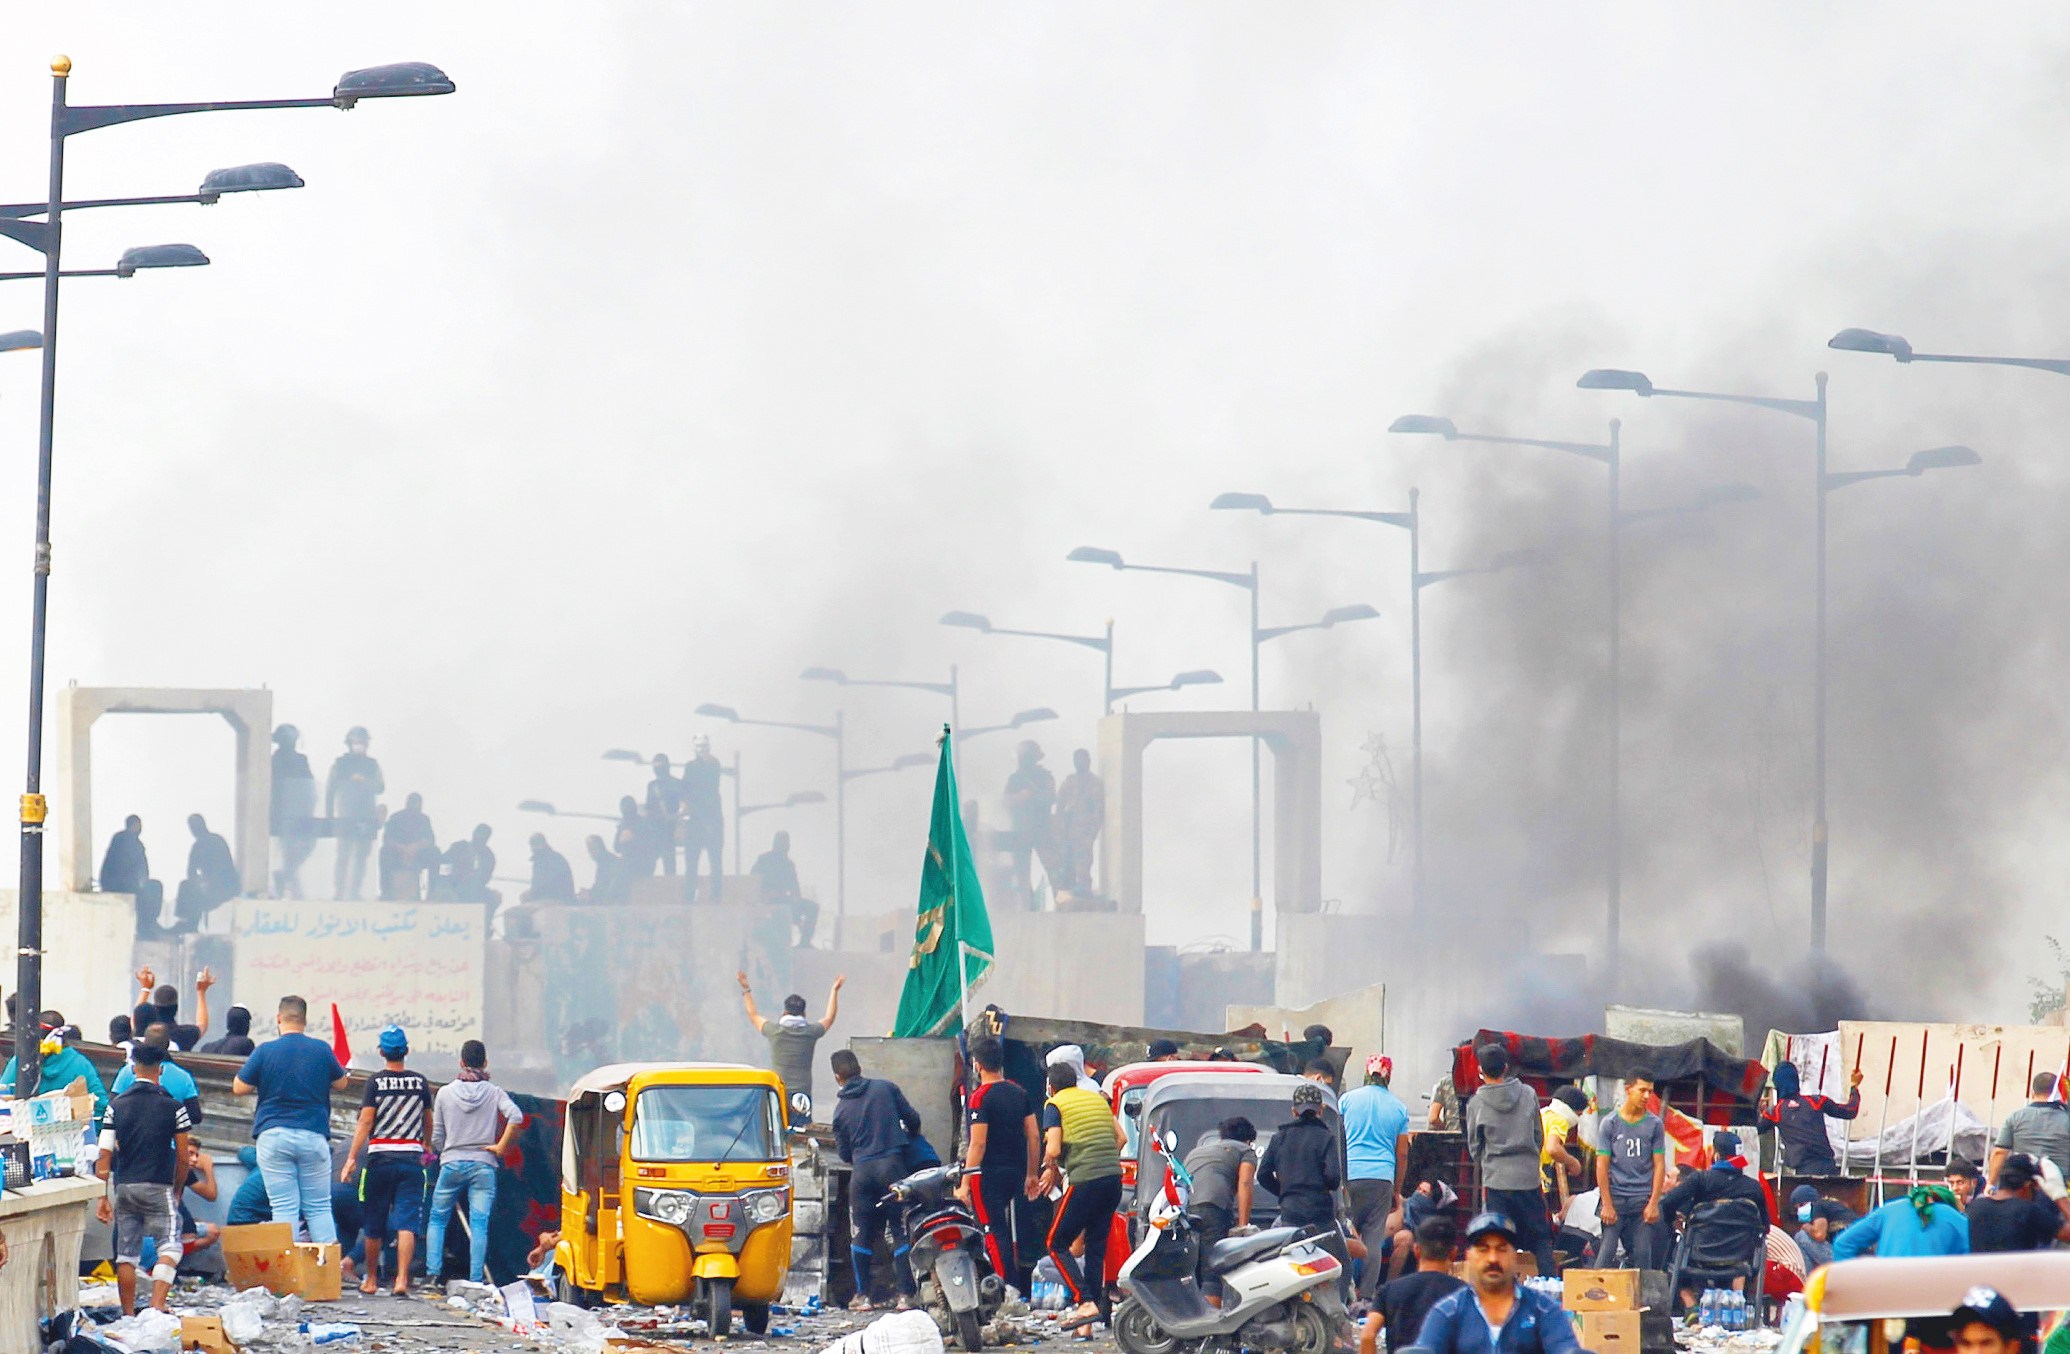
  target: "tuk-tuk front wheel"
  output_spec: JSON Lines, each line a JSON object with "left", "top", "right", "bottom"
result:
{"left": 743, "top": 1303, "right": 771, "bottom": 1335}
{"left": 555, "top": 1271, "right": 598, "bottom": 1311}
{"left": 702, "top": 1276, "right": 734, "bottom": 1336}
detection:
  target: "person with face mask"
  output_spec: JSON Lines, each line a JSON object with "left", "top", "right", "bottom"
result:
{"left": 1760, "top": 1060, "right": 1862, "bottom": 1176}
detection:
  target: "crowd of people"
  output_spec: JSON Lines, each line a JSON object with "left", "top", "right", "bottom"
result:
{"left": 0, "top": 969, "right": 528, "bottom": 1316}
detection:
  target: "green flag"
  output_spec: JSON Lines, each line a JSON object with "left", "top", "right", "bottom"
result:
{"left": 893, "top": 729, "right": 994, "bottom": 1037}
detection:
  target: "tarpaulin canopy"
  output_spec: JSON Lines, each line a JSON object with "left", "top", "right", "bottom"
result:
{"left": 1454, "top": 1028, "right": 1768, "bottom": 1104}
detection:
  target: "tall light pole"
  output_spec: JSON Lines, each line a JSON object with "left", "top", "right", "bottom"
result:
{"left": 696, "top": 704, "right": 845, "bottom": 921}
{"left": 4, "top": 57, "right": 452, "bottom": 1098}
{"left": 803, "top": 666, "right": 959, "bottom": 732}
{"left": 1211, "top": 491, "right": 1532, "bottom": 925}
{"left": 940, "top": 612, "right": 1115, "bottom": 714}
{"left": 1577, "top": 366, "right": 1978, "bottom": 953}
{"left": 1068, "top": 547, "right": 1266, "bottom": 948}
{"left": 1390, "top": 416, "right": 1627, "bottom": 981}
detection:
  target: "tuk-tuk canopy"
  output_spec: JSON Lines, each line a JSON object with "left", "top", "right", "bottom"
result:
{"left": 1807, "top": 1252, "right": 2070, "bottom": 1320}
{"left": 567, "top": 1061, "right": 771, "bottom": 1098}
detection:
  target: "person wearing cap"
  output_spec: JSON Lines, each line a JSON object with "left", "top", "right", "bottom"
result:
{"left": 1414, "top": 1211, "right": 1584, "bottom": 1354}
{"left": 1260, "top": 1080, "right": 1349, "bottom": 1292}
{"left": 1341, "top": 1053, "right": 1412, "bottom": 1303}
{"left": 326, "top": 726, "right": 385, "bottom": 900}
{"left": 1949, "top": 1286, "right": 2027, "bottom": 1354}
{"left": 1146, "top": 1038, "right": 1182, "bottom": 1063}
{"left": 1657, "top": 1132, "right": 1770, "bottom": 1311}
{"left": 339, "top": 1026, "right": 432, "bottom": 1295}
{"left": 1832, "top": 1178, "right": 1968, "bottom": 1259}
{"left": 1964, "top": 1152, "right": 2070, "bottom": 1253}
{"left": 1790, "top": 1186, "right": 1840, "bottom": 1269}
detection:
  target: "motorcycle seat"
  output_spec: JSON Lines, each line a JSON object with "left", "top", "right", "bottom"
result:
{"left": 1205, "top": 1226, "right": 1303, "bottom": 1272}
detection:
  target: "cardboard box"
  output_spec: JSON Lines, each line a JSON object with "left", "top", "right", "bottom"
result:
{"left": 181, "top": 1315, "right": 235, "bottom": 1354}
{"left": 295, "top": 1242, "right": 343, "bottom": 1302}
{"left": 1576, "top": 1309, "right": 1642, "bottom": 1354}
{"left": 1564, "top": 1268, "right": 1641, "bottom": 1311}
{"left": 222, "top": 1222, "right": 298, "bottom": 1296}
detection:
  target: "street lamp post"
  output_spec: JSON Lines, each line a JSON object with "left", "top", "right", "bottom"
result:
{"left": 951, "top": 708, "right": 1058, "bottom": 746}
{"left": 1390, "top": 416, "right": 1627, "bottom": 981}
{"left": 803, "top": 667, "right": 959, "bottom": 732}
{"left": 1106, "top": 670, "right": 1224, "bottom": 702}
{"left": 1828, "top": 328, "right": 2070, "bottom": 377}
{"left": 940, "top": 613, "right": 1116, "bottom": 714}
{"left": 1068, "top": 547, "right": 1267, "bottom": 947}
{"left": 5, "top": 56, "right": 453, "bottom": 1098}
{"left": 1577, "top": 366, "right": 1978, "bottom": 953}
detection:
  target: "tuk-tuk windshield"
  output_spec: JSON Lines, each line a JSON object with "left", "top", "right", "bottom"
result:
{"left": 629, "top": 1084, "right": 783, "bottom": 1163}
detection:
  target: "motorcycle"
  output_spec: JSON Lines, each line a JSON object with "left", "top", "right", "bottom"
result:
{"left": 1112, "top": 1130, "right": 1348, "bottom": 1354}
{"left": 886, "top": 1162, "right": 1006, "bottom": 1351}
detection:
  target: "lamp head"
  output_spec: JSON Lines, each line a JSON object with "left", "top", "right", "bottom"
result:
{"left": 517, "top": 800, "right": 555, "bottom": 815}
{"left": 1210, "top": 492, "right": 1274, "bottom": 513}
{"left": 0, "top": 329, "right": 43, "bottom": 353}
{"left": 115, "top": 244, "right": 208, "bottom": 278}
{"left": 694, "top": 703, "right": 740, "bottom": 721}
{"left": 197, "top": 162, "right": 304, "bottom": 204}
{"left": 1170, "top": 670, "right": 1222, "bottom": 688}
{"left": 1067, "top": 546, "right": 1126, "bottom": 568}
{"left": 801, "top": 667, "right": 846, "bottom": 684}
{"left": 1828, "top": 328, "right": 1913, "bottom": 361}
{"left": 1576, "top": 369, "right": 1655, "bottom": 395}
{"left": 334, "top": 62, "right": 456, "bottom": 107}
{"left": 1321, "top": 604, "right": 1381, "bottom": 626}
{"left": 1009, "top": 708, "right": 1059, "bottom": 728}
{"left": 601, "top": 749, "right": 643, "bottom": 763}
{"left": 1387, "top": 414, "right": 1458, "bottom": 438}
{"left": 1906, "top": 445, "right": 1981, "bottom": 474}
{"left": 939, "top": 611, "right": 992, "bottom": 631}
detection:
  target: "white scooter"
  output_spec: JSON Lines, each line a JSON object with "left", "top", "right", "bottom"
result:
{"left": 1111, "top": 1129, "right": 1348, "bottom": 1354}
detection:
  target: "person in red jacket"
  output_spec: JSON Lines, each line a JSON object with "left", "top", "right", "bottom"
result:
{"left": 1761, "top": 1061, "right": 1861, "bottom": 1175}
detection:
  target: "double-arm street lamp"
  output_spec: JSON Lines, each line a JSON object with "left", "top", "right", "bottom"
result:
{"left": 803, "top": 666, "right": 959, "bottom": 731}
{"left": 940, "top": 612, "right": 1116, "bottom": 713}
{"left": 1066, "top": 547, "right": 1276, "bottom": 945}
{"left": 1576, "top": 366, "right": 1979, "bottom": 953}
{"left": 1213, "top": 490, "right": 1533, "bottom": 922}
{"left": 694, "top": 704, "right": 845, "bottom": 921}
{"left": 5, "top": 57, "right": 453, "bottom": 1097}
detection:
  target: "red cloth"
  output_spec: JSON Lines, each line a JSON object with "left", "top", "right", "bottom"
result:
{"left": 330, "top": 1003, "right": 352, "bottom": 1068}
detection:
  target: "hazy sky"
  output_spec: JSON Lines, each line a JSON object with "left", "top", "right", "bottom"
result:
{"left": 3, "top": 6, "right": 2069, "bottom": 1021}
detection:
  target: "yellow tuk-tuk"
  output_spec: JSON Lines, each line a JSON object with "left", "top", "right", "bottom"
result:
{"left": 555, "top": 1062, "right": 795, "bottom": 1333}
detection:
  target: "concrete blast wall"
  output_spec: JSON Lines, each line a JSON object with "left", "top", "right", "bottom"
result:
{"left": 0, "top": 892, "right": 135, "bottom": 1034}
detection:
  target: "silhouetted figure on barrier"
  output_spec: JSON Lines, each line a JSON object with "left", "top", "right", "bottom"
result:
{"left": 582, "top": 834, "right": 630, "bottom": 905}
{"left": 327, "top": 727, "right": 384, "bottom": 901}
{"left": 751, "top": 830, "right": 817, "bottom": 947}
{"left": 174, "top": 814, "right": 239, "bottom": 933}
{"left": 463, "top": 823, "right": 497, "bottom": 902}
{"left": 682, "top": 737, "right": 724, "bottom": 901}
{"left": 614, "top": 796, "right": 657, "bottom": 879}
{"left": 521, "top": 833, "right": 575, "bottom": 905}
{"left": 102, "top": 814, "right": 167, "bottom": 939}
{"left": 1004, "top": 740, "right": 1055, "bottom": 908}
{"left": 1053, "top": 748, "right": 1104, "bottom": 895}
{"left": 380, "top": 792, "right": 439, "bottom": 901}
{"left": 645, "top": 754, "right": 682, "bottom": 874}
{"left": 271, "top": 724, "right": 318, "bottom": 900}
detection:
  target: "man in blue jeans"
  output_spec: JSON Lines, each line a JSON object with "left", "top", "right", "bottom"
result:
{"left": 425, "top": 1039, "right": 523, "bottom": 1285}
{"left": 232, "top": 995, "right": 350, "bottom": 1244}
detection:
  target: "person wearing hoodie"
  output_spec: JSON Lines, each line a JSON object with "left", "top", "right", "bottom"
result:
{"left": 0, "top": 1019, "right": 108, "bottom": 1128}
{"left": 1759, "top": 1059, "right": 1861, "bottom": 1176}
{"left": 1465, "top": 1045, "right": 1555, "bottom": 1278}
{"left": 425, "top": 1040, "right": 524, "bottom": 1285}
{"left": 830, "top": 1049, "right": 924, "bottom": 1310}
{"left": 1593, "top": 1070, "right": 1667, "bottom": 1270}
{"left": 1044, "top": 1044, "right": 1101, "bottom": 1092}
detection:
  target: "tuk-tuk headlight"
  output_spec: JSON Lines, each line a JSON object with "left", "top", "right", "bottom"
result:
{"left": 743, "top": 1188, "right": 790, "bottom": 1224}
{"left": 635, "top": 1187, "right": 696, "bottom": 1226}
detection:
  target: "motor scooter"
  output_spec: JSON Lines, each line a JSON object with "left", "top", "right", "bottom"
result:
{"left": 1112, "top": 1130, "right": 1347, "bottom": 1354}
{"left": 886, "top": 1162, "right": 1006, "bottom": 1351}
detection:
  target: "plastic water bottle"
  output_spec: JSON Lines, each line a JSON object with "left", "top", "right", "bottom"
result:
{"left": 1699, "top": 1290, "right": 1717, "bottom": 1327}
{"left": 1729, "top": 1293, "right": 1745, "bottom": 1331}
{"left": 303, "top": 1324, "right": 362, "bottom": 1345}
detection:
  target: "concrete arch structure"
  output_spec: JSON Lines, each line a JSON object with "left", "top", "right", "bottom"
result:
{"left": 1096, "top": 709, "right": 1322, "bottom": 919}
{"left": 55, "top": 686, "right": 273, "bottom": 898}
